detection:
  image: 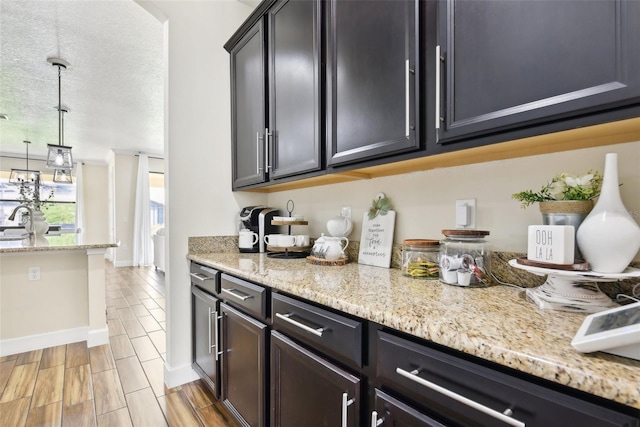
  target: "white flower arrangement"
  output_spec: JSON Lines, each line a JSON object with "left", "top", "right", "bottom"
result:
{"left": 512, "top": 171, "right": 603, "bottom": 208}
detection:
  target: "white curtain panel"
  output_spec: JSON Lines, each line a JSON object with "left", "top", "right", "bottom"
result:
{"left": 132, "top": 154, "right": 153, "bottom": 266}
{"left": 75, "top": 163, "right": 85, "bottom": 236}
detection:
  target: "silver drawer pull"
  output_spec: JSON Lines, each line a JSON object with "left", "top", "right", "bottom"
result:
{"left": 275, "top": 312, "right": 324, "bottom": 337}
{"left": 371, "top": 411, "right": 384, "bottom": 427}
{"left": 395, "top": 368, "right": 525, "bottom": 427}
{"left": 341, "top": 392, "right": 355, "bottom": 427}
{"left": 190, "top": 272, "right": 214, "bottom": 281}
{"left": 221, "top": 288, "right": 253, "bottom": 301}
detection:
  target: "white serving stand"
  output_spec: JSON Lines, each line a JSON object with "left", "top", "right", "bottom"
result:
{"left": 508, "top": 259, "right": 640, "bottom": 313}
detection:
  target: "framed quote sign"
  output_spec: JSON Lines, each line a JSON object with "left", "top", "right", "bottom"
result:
{"left": 358, "top": 193, "right": 396, "bottom": 268}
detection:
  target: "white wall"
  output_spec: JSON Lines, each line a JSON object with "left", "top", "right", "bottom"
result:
{"left": 267, "top": 141, "right": 640, "bottom": 261}
{"left": 110, "top": 153, "right": 138, "bottom": 266}
{"left": 82, "top": 163, "right": 110, "bottom": 242}
{"left": 0, "top": 252, "right": 88, "bottom": 339}
{"left": 140, "top": 0, "right": 262, "bottom": 387}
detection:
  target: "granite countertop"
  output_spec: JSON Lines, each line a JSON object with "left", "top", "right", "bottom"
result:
{"left": 0, "top": 234, "right": 117, "bottom": 253}
{"left": 189, "top": 251, "right": 640, "bottom": 410}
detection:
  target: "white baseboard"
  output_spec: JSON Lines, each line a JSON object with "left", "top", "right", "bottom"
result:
{"left": 0, "top": 327, "right": 89, "bottom": 357}
{"left": 164, "top": 361, "right": 200, "bottom": 389}
{"left": 87, "top": 328, "right": 110, "bottom": 348}
{"left": 113, "top": 260, "right": 133, "bottom": 267}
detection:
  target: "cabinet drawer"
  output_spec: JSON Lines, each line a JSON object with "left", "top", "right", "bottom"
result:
{"left": 220, "top": 273, "right": 267, "bottom": 320}
{"left": 377, "top": 331, "right": 638, "bottom": 427}
{"left": 190, "top": 262, "right": 220, "bottom": 295}
{"left": 272, "top": 293, "right": 362, "bottom": 368}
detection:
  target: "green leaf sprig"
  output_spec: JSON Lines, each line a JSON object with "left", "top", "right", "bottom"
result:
{"left": 368, "top": 193, "right": 393, "bottom": 220}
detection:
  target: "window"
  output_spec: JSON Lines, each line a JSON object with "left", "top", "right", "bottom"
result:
{"left": 149, "top": 172, "right": 164, "bottom": 233}
{"left": 0, "top": 170, "right": 77, "bottom": 231}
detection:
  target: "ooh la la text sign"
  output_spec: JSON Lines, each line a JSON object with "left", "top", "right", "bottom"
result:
{"left": 527, "top": 225, "right": 575, "bottom": 265}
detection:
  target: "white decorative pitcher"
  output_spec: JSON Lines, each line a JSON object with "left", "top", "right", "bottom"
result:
{"left": 576, "top": 153, "right": 640, "bottom": 273}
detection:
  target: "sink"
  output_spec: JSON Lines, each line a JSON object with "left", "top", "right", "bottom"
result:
{"left": 0, "top": 229, "right": 30, "bottom": 241}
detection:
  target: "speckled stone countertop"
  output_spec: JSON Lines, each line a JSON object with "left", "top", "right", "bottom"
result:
{"left": 188, "top": 251, "right": 640, "bottom": 410}
{"left": 0, "top": 234, "right": 117, "bottom": 253}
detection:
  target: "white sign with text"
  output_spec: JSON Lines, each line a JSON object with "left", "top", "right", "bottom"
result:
{"left": 527, "top": 225, "right": 575, "bottom": 265}
{"left": 358, "top": 210, "right": 396, "bottom": 268}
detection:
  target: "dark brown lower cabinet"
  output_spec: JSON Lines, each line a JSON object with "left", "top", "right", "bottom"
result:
{"left": 192, "top": 286, "right": 220, "bottom": 397}
{"left": 271, "top": 331, "right": 360, "bottom": 427}
{"left": 377, "top": 330, "right": 639, "bottom": 427}
{"left": 372, "top": 389, "right": 446, "bottom": 427}
{"left": 221, "top": 302, "right": 268, "bottom": 427}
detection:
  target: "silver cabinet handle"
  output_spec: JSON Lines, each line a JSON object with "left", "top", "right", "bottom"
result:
{"left": 405, "top": 59, "right": 410, "bottom": 136}
{"left": 215, "top": 312, "right": 223, "bottom": 361}
{"left": 190, "top": 272, "right": 214, "bottom": 281}
{"left": 341, "top": 392, "right": 355, "bottom": 427}
{"left": 275, "top": 312, "right": 324, "bottom": 337}
{"left": 256, "top": 131, "right": 263, "bottom": 174}
{"left": 395, "top": 368, "right": 525, "bottom": 427}
{"left": 435, "top": 45, "right": 441, "bottom": 131}
{"left": 265, "top": 127, "right": 272, "bottom": 172}
{"left": 221, "top": 288, "right": 253, "bottom": 301}
{"left": 371, "top": 411, "right": 384, "bottom": 427}
{"left": 207, "top": 307, "right": 213, "bottom": 354}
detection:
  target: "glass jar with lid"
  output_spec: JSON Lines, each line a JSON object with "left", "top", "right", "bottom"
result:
{"left": 439, "top": 230, "right": 491, "bottom": 287}
{"left": 402, "top": 239, "right": 440, "bottom": 279}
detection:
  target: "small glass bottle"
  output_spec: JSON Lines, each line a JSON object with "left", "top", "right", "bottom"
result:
{"left": 402, "top": 239, "right": 440, "bottom": 279}
{"left": 439, "top": 230, "right": 491, "bottom": 287}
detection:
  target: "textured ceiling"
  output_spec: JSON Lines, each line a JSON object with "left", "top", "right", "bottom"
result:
{"left": 0, "top": 0, "right": 164, "bottom": 164}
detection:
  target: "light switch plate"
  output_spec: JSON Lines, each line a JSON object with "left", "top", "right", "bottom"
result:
{"left": 455, "top": 199, "right": 476, "bottom": 229}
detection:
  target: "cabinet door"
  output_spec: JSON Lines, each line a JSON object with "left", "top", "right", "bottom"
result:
{"left": 372, "top": 389, "right": 446, "bottom": 427}
{"left": 327, "top": 0, "right": 419, "bottom": 166}
{"left": 192, "top": 286, "right": 219, "bottom": 397}
{"left": 268, "top": 0, "right": 322, "bottom": 179}
{"left": 221, "top": 302, "right": 267, "bottom": 427}
{"left": 436, "top": 0, "right": 640, "bottom": 144}
{"left": 231, "top": 21, "right": 267, "bottom": 189}
{"left": 271, "top": 331, "right": 360, "bottom": 427}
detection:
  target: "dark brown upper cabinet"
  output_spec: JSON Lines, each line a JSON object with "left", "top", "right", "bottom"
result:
{"left": 326, "top": 0, "right": 420, "bottom": 167}
{"left": 434, "top": 0, "right": 640, "bottom": 146}
{"left": 267, "top": 0, "right": 323, "bottom": 179}
{"left": 230, "top": 22, "right": 267, "bottom": 189}
{"left": 229, "top": 0, "right": 322, "bottom": 190}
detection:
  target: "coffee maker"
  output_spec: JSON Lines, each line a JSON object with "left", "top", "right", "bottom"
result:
{"left": 238, "top": 206, "right": 282, "bottom": 253}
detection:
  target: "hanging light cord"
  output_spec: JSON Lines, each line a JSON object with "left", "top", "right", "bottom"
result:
{"left": 57, "top": 64, "right": 62, "bottom": 147}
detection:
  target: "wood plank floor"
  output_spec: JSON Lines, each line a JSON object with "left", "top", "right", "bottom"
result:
{"left": 0, "top": 264, "right": 237, "bottom": 427}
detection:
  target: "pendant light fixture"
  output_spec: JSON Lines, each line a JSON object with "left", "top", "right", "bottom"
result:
{"left": 46, "top": 57, "right": 73, "bottom": 170}
{"left": 52, "top": 108, "right": 73, "bottom": 184}
{"left": 9, "top": 141, "right": 41, "bottom": 184}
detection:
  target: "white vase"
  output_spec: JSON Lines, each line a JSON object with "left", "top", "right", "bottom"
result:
{"left": 576, "top": 153, "right": 640, "bottom": 273}
{"left": 26, "top": 208, "right": 50, "bottom": 235}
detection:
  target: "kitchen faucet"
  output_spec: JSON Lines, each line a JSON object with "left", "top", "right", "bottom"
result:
{"left": 8, "top": 204, "right": 35, "bottom": 235}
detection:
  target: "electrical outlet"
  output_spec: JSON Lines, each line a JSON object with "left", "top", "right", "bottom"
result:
{"left": 341, "top": 206, "right": 352, "bottom": 219}
{"left": 455, "top": 199, "right": 476, "bottom": 229}
{"left": 28, "top": 266, "right": 41, "bottom": 281}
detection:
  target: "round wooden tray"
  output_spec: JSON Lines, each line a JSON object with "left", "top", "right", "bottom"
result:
{"left": 271, "top": 220, "right": 308, "bottom": 226}
{"left": 515, "top": 257, "right": 590, "bottom": 271}
{"left": 306, "top": 256, "right": 349, "bottom": 266}
{"left": 267, "top": 245, "right": 311, "bottom": 252}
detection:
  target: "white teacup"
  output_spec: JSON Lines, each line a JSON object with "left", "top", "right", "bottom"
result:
{"left": 264, "top": 234, "right": 283, "bottom": 246}
{"left": 294, "top": 234, "right": 310, "bottom": 247}
{"left": 279, "top": 235, "right": 296, "bottom": 247}
{"left": 238, "top": 229, "right": 259, "bottom": 249}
